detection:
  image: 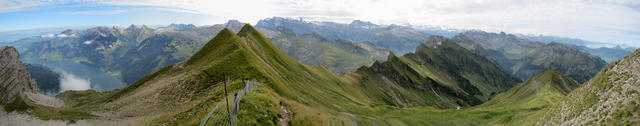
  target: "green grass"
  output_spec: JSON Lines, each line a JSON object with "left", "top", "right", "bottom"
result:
{"left": 236, "top": 85, "right": 280, "bottom": 126}
{"left": 17, "top": 25, "right": 572, "bottom": 126}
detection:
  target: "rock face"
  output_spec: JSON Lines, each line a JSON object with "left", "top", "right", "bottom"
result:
{"left": 0, "top": 46, "right": 37, "bottom": 104}
{"left": 538, "top": 49, "right": 640, "bottom": 125}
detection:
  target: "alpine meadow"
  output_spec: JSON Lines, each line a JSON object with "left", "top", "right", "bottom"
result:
{"left": 1, "top": 0, "right": 639, "bottom": 126}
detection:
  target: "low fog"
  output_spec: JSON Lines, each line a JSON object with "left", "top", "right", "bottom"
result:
{"left": 59, "top": 72, "right": 91, "bottom": 92}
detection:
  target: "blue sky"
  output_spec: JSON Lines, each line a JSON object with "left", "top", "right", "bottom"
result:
{"left": 0, "top": 3, "right": 221, "bottom": 31}
{"left": 1, "top": 0, "right": 639, "bottom": 47}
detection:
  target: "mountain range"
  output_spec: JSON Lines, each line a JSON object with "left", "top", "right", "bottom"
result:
{"left": 538, "top": 49, "right": 640, "bottom": 125}
{"left": 4, "top": 18, "right": 628, "bottom": 89}
{"left": 7, "top": 20, "right": 393, "bottom": 86}
{"left": 452, "top": 31, "right": 608, "bottom": 83}
{"left": 1, "top": 23, "right": 639, "bottom": 125}
{"left": 1, "top": 24, "right": 522, "bottom": 125}
{"left": 0, "top": 17, "right": 637, "bottom": 125}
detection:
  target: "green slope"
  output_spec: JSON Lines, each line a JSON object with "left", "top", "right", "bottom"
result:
{"left": 354, "top": 36, "right": 520, "bottom": 108}
{"left": 19, "top": 24, "right": 570, "bottom": 126}
{"left": 40, "top": 24, "right": 391, "bottom": 125}
{"left": 538, "top": 49, "right": 640, "bottom": 125}
{"left": 473, "top": 70, "right": 579, "bottom": 125}
{"left": 373, "top": 70, "right": 579, "bottom": 126}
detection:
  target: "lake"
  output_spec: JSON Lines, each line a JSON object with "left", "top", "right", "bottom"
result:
{"left": 24, "top": 60, "right": 127, "bottom": 92}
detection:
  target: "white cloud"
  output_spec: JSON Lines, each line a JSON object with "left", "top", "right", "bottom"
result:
{"left": 53, "top": 9, "right": 135, "bottom": 15}
{"left": 59, "top": 72, "right": 91, "bottom": 92}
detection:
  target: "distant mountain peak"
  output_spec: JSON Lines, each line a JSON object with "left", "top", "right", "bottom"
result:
{"left": 167, "top": 23, "right": 197, "bottom": 30}
{"left": 420, "top": 35, "right": 447, "bottom": 49}
{"left": 60, "top": 29, "right": 79, "bottom": 35}
{"left": 225, "top": 20, "right": 245, "bottom": 28}
{"left": 125, "top": 24, "right": 140, "bottom": 31}
{"left": 349, "top": 20, "right": 377, "bottom": 29}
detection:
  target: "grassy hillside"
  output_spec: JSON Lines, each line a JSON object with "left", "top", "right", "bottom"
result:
{"left": 390, "top": 70, "right": 579, "bottom": 126}
{"left": 12, "top": 24, "right": 584, "bottom": 126}
{"left": 35, "top": 24, "right": 391, "bottom": 125}
{"left": 538, "top": 49, "right": 640, "bottom": 125}
{"left": 354, "top": 36, "right": 520, "bottom": 108}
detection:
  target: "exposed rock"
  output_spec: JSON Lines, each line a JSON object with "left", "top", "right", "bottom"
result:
{"left": 0, "top": 46, "right": 38, "bottom": 104}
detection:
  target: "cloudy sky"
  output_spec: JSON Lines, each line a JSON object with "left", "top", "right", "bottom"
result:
{"left": 1, "top": 0, "right": 639, "bottom": 47}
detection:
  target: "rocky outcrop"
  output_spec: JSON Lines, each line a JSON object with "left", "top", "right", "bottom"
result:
{"left": 0, "top": 46, "right": 38, "bottom": 104}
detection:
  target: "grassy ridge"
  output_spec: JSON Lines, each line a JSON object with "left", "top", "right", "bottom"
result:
{"left": 19, "top": 24, "right": 572, "bottom": 125}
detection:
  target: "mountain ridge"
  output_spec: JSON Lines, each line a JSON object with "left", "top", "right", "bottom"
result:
{"left": 538, "top": 48, "right": 640, "bottom": 125}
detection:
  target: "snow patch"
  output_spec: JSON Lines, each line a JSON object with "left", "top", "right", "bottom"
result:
{"left": 41, "top": 34, "right": 54, "bottom": 38}
{"left": 56, "top": 34, "right": 68, "bottom": 38}
{"left": 586, "top": 43, "right": 617, "bottom": 48}
{"left": 83, "top": 40, "right": 93, "bottom": 45}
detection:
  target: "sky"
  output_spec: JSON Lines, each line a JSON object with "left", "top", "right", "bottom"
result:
{"left": 1, "top": 0, "right": 639, "bottom": 47}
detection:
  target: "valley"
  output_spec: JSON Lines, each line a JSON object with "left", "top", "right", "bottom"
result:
{"left": 0, "top": 12, "right": 637, "bottom": 125}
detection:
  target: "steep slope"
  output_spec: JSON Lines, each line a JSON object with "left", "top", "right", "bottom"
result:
{"left": 453, "top": 31, "right": 607, "bottom": 83}
{"left": 34, "top": 25, "right": 518, "bottom": 125}
{"left": 343, "top": 70, "right": 580, "bottom": 126}
{"left": 354, "top": 36, "right": 520, "bottom": 108}
{"left": 11, "top": 21, "right": 245, "bottom": 85}
{"left": 25, "top": 63, "right": 61, "bottom": 94}
{"left": 42, "top": 24, "right": 362, "bottom": 125}
{"left": 1, "top": 46, "right": 65, "bottom": 116}
{"left": 464, "top": 70, "right": 579, "bottom": 126}
{"left": 538, "top": 49, "right": 640, "bottom": 125}
{"left": 266, "top": 26, "right": 389, "bottom": 75}
{"left": 0, "top": 46, "right": 38, "bottom": 104}
{"left": 10, "top": 20, "right": 392, "bottom": 86}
